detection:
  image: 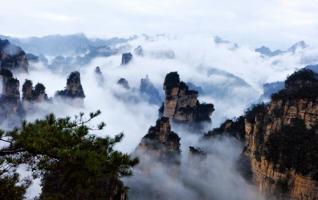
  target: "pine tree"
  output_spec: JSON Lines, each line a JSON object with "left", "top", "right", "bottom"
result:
{"left": 0, "top": 111, "right": 138, "bottom": 200}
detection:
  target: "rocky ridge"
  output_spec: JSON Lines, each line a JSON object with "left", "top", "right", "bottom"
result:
{"left": 160, "top": 72, "right": 214, "bottom": 128}
{"left": 55, "top": 71, "right": 85, "bottom": 99}
{"left": 22, "top": 80, "right": 49, "bottom": 111}
{"left": 0, "top": 69, "right": 23, "bottom": 122}
{"left": 0, "top": 39, "right": 28, "bottom": 72}
{"left": 207, "top": 68, "right": 318, "bottom": 200}
{"left": 136, "top": 117, "right": 180, "bottom": 163}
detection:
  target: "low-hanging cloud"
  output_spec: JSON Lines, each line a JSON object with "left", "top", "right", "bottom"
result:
{"left": 3, "top": 34, "right": 317, "bottom": 199}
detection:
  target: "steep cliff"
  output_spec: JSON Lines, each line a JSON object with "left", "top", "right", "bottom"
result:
{"left": 208, "top": 68, "right": 318, "bottom": 200}
{"left": 243, "top": 69, "right": 318, "bottom": 200}
{"left": 121, "top": 52, "right": 133, "bottom": 65}
{"left": 55, "top": 71, "right": 85, "bottom": 99}
{"left": 136, "top": 117, "right": 181, "bottom": 164}
{"left": 159, "top": 72, "right": 214, "bottom": 128}
{"left": 22, "top": 80, "right": 49, "bottom": 111}
{"left": 0, "top": 39, "right": 28, "bottom": 72}
{"left": 0, "top": 69, "right": 24, "bottom": 122}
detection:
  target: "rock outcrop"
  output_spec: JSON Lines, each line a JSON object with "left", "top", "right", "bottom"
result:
{"left": 121, "top": 52, "right": 133, "bottom": 65}
{"left": 22, "top": 80, "right": 49, "bottom": 111}
{"left": 0, "top": 39, "right": 28, "bottom": 72}
{"left": 159, "top": 72, "right": 214, "bottom": 127}
{"left": 55, "top": 71, "right": 85, "bottom": 99}
{"left": 208, "top": 68, "right": 318, "bottom": 200}
{"left": 243, "top": 69, "right": 318, "bottom": 200}
{"left": 22, "top": 80, "right": 48, "bottom": 102}
{"left": 0, "top": 69, "right": 23, "bottom": 122}
{"left": 117, "top": 78, "right": 130, "bottom": 89}
{"left": 137, "top": 117, "right": 181, "bottom": 163}
{"left": 203, "top": 116, "right": 245, "bottom": 140}
{"left": 94, "top": 66, "right": 104, "bottom": 86}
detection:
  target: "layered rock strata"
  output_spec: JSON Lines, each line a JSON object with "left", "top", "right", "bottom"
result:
{"left": 160, "top": 72, "right": 214, "bottom": 126}
{"left": 137, "top": 117, "right": 181, "bottom": 163}
{"left": 208, "top": 69, "right": 318, "bottom": 200}
{"left": 56, "top": 71, "right": 85, "bottom": 99}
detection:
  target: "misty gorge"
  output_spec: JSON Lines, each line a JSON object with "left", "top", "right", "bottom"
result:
{"left": 1, "top": 1, "right": 318, "bottom": 200}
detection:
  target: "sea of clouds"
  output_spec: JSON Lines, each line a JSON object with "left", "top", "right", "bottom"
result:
{"left": 3, "top": 34, "right": 317, "bottom": 199}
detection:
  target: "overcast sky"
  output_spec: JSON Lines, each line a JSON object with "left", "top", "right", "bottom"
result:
{"left": 1, "top": 0, "right": 318, "bottom": 48}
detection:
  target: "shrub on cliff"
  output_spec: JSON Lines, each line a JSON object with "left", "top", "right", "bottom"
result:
{"left": 272, "top": 69, "right": 318, "bottom": 100}
{"left": 264, "top": 119, "right": 318, "bottom": 180}
{"left": 245, "top": 103, "right": 267, "bottom": 123}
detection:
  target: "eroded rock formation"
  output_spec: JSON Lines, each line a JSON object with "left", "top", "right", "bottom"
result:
{"left": 208, "top": 68, "right": 318, "bottom": 200}
{"left": 160, "top": 72, "right": 214, "bottom": 127}
{"left": 56, "top": 71, "right": 85, "bottom": 99}
{"left": 22, "top": 80, "right": 49, "bottom": 111}
{"left": 136, "top": 117, "right": 180, "bottom": 163}
{"left": 0, "top": 39, "right": 28, "bottom": 72}
{"left": 0, "top": 69, "right": 23, "bottom": 122}
{"left": 243, "top": 70, "right": 318, "bottom": 200}
{"left": 121, "top": 52, "right": 133, "bottom": 65}
{"left": 22, "top": 80, "right": 48, "bottom": 102}
{"left": 117, "top": 78, "right": 130, "bottom": 89}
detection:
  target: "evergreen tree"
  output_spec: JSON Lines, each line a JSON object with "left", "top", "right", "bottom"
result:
{"left": 0, "top": 111, "right": 138, "bottom": 200}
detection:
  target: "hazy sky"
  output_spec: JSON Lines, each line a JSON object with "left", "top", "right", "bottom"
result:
{"left": 1, "top": 0, "right": 318, "bottom": 48}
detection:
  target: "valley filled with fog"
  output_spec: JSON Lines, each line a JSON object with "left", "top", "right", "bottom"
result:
{"left": 1, "top": 33, "right": 317, "bottom": 200}
{"left": 7, "top": 34, "right": 314, "bottom": 151}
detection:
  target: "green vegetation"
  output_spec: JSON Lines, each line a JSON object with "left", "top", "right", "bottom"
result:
{"left": 244, "top": 103, "right": 267, "bottom": 123}
{"left": 163, "top": 72, "right": 180, "bottom": 90}
{"left": 207, "top": 116, "right": 245, "bottom": 140}
{"left": 272, "top": 69, "right": 318, "bottom": 100}
{"left": 285, "top": 68, "right": 317, "bottom": 86}
{"left": 264, "top": 119, "right": 318, "bottom": 180}
{"left": 275, "top": 178, "right": 289, "bottom": 194}
{"left": 0, "top": 111, "right": 138, "bottom": 200}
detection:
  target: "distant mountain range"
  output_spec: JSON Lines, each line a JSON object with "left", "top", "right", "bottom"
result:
{"left": 0, "top": 33, "right": 135, "bottom": 56}
{"left": 255, "top": 41, "right": 308, "bottom": 57}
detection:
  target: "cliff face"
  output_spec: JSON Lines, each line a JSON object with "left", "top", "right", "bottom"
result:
{"left": 22, "top": 80, "right": 48, "bottom": 102}
{"left": 22, "top": 80, "right": 49, "bottom": 111}
{"left": 250, "top": 158, "right": 318, "bottom": 200}
{"left": 121, "top": 52, "right": 133, "bottom": 65}
{"left": 244, "top": 98, "right": 318, "bottom": 200}
{"left": 56, "top": 71, "right": 85, "bottom": 99}
{"left": 0, "top": 69, "right": 23, "bottom": 122}
{"left": 212, "top": 69, "right": 318, "bottom": 200}
{"left": 0, "top": 39, "right": 28, "bottom": 72}
{"left": 137, "top": 117, "right": 181, "bottom": 163}
{"left": 160, "top": 72, "right": 214, "bottom": 127}
{"left": 203, "top": 69, "right": 318, "bottom": 199}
